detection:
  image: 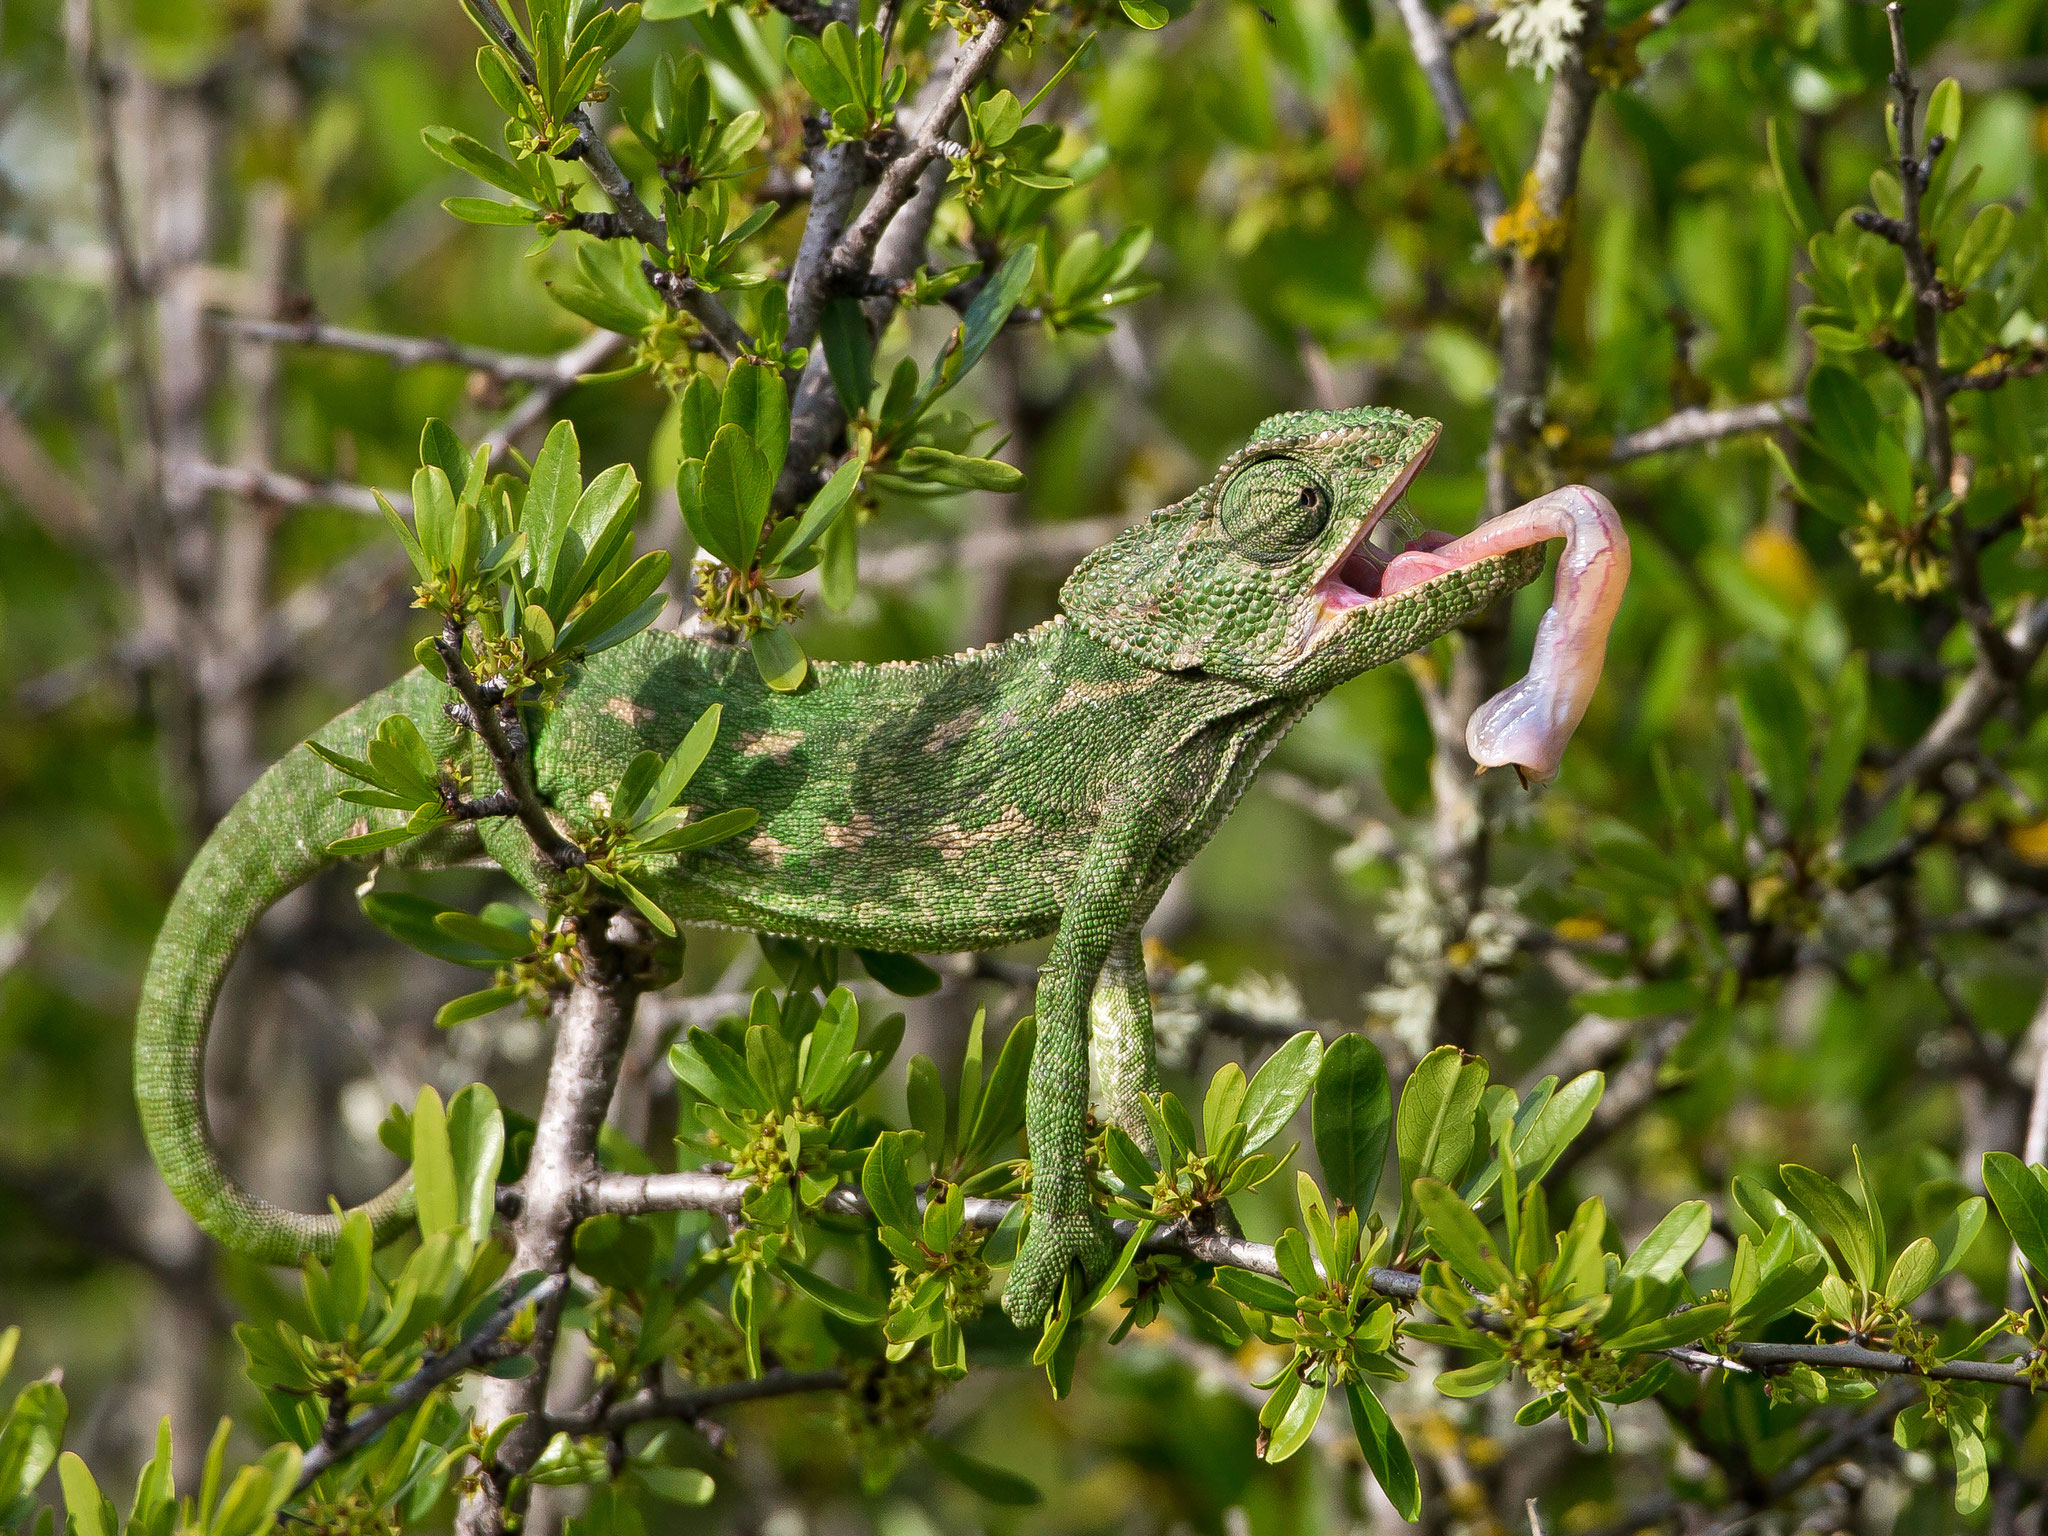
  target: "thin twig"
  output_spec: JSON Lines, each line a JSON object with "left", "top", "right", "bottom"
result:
{"left": 826, "top": 19, "right": 1013, "bottom": 282}
{"left": 1605, "top": 397, "right": 1809, "bottom": 463}
{"left": 1388, "top": 0, "right": 1506, "bottom": 229}
{"left": 585, "top": 1168, "right": 2044, "bottom": 1387}
{"left": 460, "top": 0, "right": 752, "bottom": 359}
{"left": 550, "top": 1368, "right": 849, "bottom": 1434}
{"left": 434, "top": 619, "right": 585, "bottom": 871}
{"left": 294, "top": 1273, "right": 566, "bottom": 1492}
{"left": 211, "top": 316, "right": 591, "bottom": 384}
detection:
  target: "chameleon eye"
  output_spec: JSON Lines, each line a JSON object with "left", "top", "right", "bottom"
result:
{"left": 1218, "top": 454, "right": 1333, "bottom": 564}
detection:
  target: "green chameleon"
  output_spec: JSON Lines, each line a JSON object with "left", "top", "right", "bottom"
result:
{"left": 136, "top": 405, "right": 1627, "bottom": 1326}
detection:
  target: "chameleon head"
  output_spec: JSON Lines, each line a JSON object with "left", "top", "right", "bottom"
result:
{"left": 1061, "top": 405, "right": 1631, "bottom": 782}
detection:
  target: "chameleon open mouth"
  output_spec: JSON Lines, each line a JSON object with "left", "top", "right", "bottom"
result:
{"left": 1316, "top": 482, "right": 1631, "bottom": 783}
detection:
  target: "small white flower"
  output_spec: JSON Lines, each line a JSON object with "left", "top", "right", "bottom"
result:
{"left": 1490, "top": 0, "right": 1586, "bottom": 78}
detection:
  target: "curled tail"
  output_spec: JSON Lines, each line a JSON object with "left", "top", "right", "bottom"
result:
{"left": 136, "top": 670, "right": 464, "bottom": 1263}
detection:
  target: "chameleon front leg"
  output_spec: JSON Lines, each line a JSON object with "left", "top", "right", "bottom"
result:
{"left": 1004, "top": 800, "right": 1166, "bottom": 1328}
{"left": 1091, "top": 926, "right": 1160, "bottom": 1157}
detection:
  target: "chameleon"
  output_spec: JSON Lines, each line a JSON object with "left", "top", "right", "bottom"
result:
{"left": 136, "top": 404, "right": 1629, "bottom": 1327}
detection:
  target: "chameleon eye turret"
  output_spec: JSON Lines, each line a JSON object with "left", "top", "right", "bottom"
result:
{"left": 135, "top": 403, "right": 1628, "bottom": 1327}
{"left": 1217, "top": 453, "right": 1333, "bottom": 564}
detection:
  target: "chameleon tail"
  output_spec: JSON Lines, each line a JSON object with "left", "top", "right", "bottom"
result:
{"left": 135, "top": 671, "right": 455, "bottom": 1264}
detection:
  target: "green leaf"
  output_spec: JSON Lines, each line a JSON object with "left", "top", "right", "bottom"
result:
{"left": 634, "top": 1466, "right": 714, "bottom": 1504}
{"left": 821, "top": 297, "right": 874, "bottom": 414}
{"left": 965, "top": 1016, "right": 1034, "bottom": 1163}
{"left": 446, "top": 1083, "right": 505, "bottom": 1242}
{"left": 363, "top": 893, "right": 513, "bottom": 967}
{"left": 421, "top": 125, "right": 534, "bottom": 198}
{"left": 641, "top": 703, "right": 722, "bottom": 824}
{"left": 670, "top": 1027, "right": 768, "bottom": 1113}
{"left": 1202, "top": 1062, "right": 1248, "bottom": 1153}
{"left": 1735, "top": 654, "right": 1810, "bottom": 831}
{"left": 862, "top": 1130, "right": 923, "bottom": 1236}
{"left": 918, "top": 1437, "right": 1042, "bottom": 1506}
{"left": 436, "top": 986, "right": 521, "bottom": 1027}
{"left": 1209, "top": 1267, "right": 1297, "bottom": 1314}
{"left": 631, "top": 805, "right": 758, "bottom": 855}
{"left": 896, "top": 447, "right": 1025, "bottom": 492}
{"left": 856, "top": 948, "right": 942, "bottom": 996}
{"left": 1985, "top": 1153, "right": 2048, "bottom": 1280}
{"left": 906, "top": 1053, "right": 948, "bottom": 1162}
{"left": 434, "top": 910, "right": 533, "bottom": 960}
{"left": 1264, "top": 1378, "right": 1326, "bottom": 1463}
{"left": 1780, "top": 1164, "right": 1877, "bottom": 1292}
{"left": 1766, "top": 117, "right": 1823, "bottom": 240}
{"left": 1120, "top": 0, "right": 1168, "bottom": 26}
{"left": 443, "top": 195, "right": 537, "bottom": 225}
{"left": 1951, "top": 203, "right": 2014, "bottom": 289}
{"left": 765, "top": 458, "right": 862, "bottom": 573}
{"left": 778, "top": 1258, "right": 885, "bottom": 1323}
{"left": 556, "top": 550, "right": 671, "bottom": 656}
{"left": 719, "top": 361, "right": 790, "bottom": 474}
{"left": 522, "top": 420, "right": 583, "bottom": 590}
{"left": 1413, "top": 1178, "right": 1510, "bottom": 1290}
{"left": 695, "top": 423, "right": 773, "bottom": 570}
{"left": 750, "top": 624, "right": 808, "bottom": 691}
{"left": 1397, "top": 1045, "right": 1489, "bottom": 1190}
{"left": 1347, "top": 1383, "right": 1421, "bottom": 1520}
{"left": 1604, "top": 1303, "right": 1731, "bottom": 1352}
{"left": 411, "top": 1086, "right": 459, "bottom": 1238}
{"left": 1619, "top": 1201, "right": 1711, "bottom": 1287}
{"left": 1241, "top": 1031, "right": 1322, "bottom": 1154}
{"left": 1313, "top": 1033, "right": 1392, "bottom": 1214}
{"left": 58, "top": 1454, "right": 113, "bottom": 1536}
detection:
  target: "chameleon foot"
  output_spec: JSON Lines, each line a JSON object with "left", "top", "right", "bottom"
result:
{"left": 1001, "top": 1207, "right": 1115, "bottom": 1329}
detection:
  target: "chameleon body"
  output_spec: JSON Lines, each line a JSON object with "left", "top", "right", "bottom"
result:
{"left": 137, "top": 406, "right": 1565, "bottom": 1326}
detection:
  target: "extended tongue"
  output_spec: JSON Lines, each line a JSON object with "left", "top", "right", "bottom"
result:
{"left": 1379, "top": 485, "right": 1630, "bottom": 784}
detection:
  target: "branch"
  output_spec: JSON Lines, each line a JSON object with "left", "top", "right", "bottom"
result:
{"left": 589, "top": 1169, "right": 2046, "bottom": 1387}
{"left": 458, "top": 921, "right": 643, "bottom": 1536}
{"left": 1604, "top": 397, "right": 1809, "bottom": 463}
{"left": 835, "top": 514, "right": 1127, "bottom": 590}
{"left": 1874, "top": 599, "right": 2048, "bottom": 806}
{"left": 549, "top": 1368, "right": 849, "bottom": 1435}
{"left": 294, "top": 1272, "right": 567, "bottom": 1493}
{"left": 0, "top": 398, "right": 101, "bottom": 547}
{"left": 175, "top": 459, "right": 396, "bottom": 517}
{"left": 478, "top": 328, "right": 630, "bottom": 468}
{"left": 1387, "top": 0, "right": 1506, "bottom": 230}
{"left": 825, "top": 18, "right": 1013, "bottom": 283}
{"left": 434, "top": 619, "right": 586, "bottom": 871}
{"left": 210, "top": 316, "right": 596, "bottom": 384}
{"left": 460, "top": 0, "right": 751, "bottom": 360}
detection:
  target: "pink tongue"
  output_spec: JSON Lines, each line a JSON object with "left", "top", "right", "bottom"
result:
{"left": 1379, "top": 485, "right": 1629, "bottom": 783}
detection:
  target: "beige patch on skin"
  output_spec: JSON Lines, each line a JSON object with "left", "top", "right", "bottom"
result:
{"left": 822, "top": 813, "right": 879, "bottom": 851}
{"left": 739, "top": 727, "right": 805, "bottom": 759}
{"left": 1051, "top": 675, "right": 1154, "bottom": 714}
{"left": 925, "top": 806, "right": 1032, "bottom": 861}
{"left": 743, "top": 829, "right": 792, "bottom": 866}
{"left": 605, "top": 696, "right": 655, "bottom": 726}
{"left": 924, "top": 711, "right": 980, "bottom": 753}
{"left": 347, "top": 817, "right": 370, "bottom": 838}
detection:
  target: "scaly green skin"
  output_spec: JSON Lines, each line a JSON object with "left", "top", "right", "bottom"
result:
{"left": 136, "top": 406, "right": 1542, "bottom": 1325}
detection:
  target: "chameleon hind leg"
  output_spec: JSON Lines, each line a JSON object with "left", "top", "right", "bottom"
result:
{"left": 1091, "top": 925, "right": 1160, "bottom": 1156}
{"left": 1003, "top": 799, "right": 1166, "bottom": 1328}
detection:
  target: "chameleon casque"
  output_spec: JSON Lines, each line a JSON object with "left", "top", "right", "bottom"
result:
{"left": 137, "top": 404, "right": 1629, "bottom": 1326}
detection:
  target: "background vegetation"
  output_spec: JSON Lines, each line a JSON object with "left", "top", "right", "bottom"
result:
{"left": 3, "top": 0, "right": 2048, "bottom": 1531}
